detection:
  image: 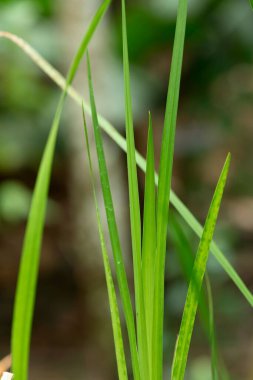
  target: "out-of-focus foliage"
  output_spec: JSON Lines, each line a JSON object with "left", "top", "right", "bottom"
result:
{"left": 0, "top": 0, "right": 64, "bottom": 260}
{"left": 0, "top": 181, "right": 31, "bottom": 223}
{"left": 0, "top": 0, "right": 61, "bottom": 174}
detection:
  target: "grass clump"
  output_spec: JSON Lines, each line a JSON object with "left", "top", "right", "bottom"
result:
{"left": 82, "top": 1, "right": 230, "bottom": 379}
{"left": 82, "top": 102, "right": 128, "bottom": 380}
{"left": 0, "top": 0, "right": 251, "bottom": 379}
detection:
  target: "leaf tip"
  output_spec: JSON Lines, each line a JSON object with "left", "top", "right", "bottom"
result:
{"left": 224, "top": 152, "right": 231, "bottom": 173}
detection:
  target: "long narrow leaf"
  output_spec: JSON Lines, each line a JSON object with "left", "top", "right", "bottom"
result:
{"left": 170, "top": 214, "right": 210, "bottom": 333}
{"left": 86, "top": 53, "right": 140, "bottom": 380}
{"left": 169, "top": 214, "right": 224, "bottom": 379}
{"left": 11, "top": 1, "right": 111, "bottom": 379}
{"left": 121, "top": 1, "right": 149, "bottom": 379}
{"left": 142, "top": 113, "right": 156, "bottom": 376}
{"left": 169, "top": 191, "right": 253, "bottom": 307}
{"left": 153, "top": 0, "right": 188, "bottom": 378}
{"left": 205, "top": 276, "right": 219, "bottom": 380}
{"left": 1, "top": 33, "right": 252, "bottom": 306}
{"left": 171, "top": 153, "right": 231, "bottom": 380}
{"left": 82, "top": 107, "right": 128, "bottom": 380}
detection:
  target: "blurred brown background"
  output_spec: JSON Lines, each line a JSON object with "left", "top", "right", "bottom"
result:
{"left": 0, "top": 0, "right": 252, "bottom": 379}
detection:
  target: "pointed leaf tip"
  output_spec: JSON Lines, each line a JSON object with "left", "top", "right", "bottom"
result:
{"left": 171, "top": 154, "right": 231, "bottom": 380}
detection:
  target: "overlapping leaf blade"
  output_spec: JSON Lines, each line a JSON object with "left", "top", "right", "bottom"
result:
{"left": 82, "top": 107, "right": 128, "bottom": 380}
{"left": 142, "top": 113, "right": 156, "bottom": 376}
{"left": 170, "top": 214, "right": 210, "bottom": 333}
{"left": 86, "top": 53, "right": 140, "bottom": 380}
{"left": 171, "top": 154, "right": 231, "bottom": 380}
{"left": 121, "top": 1, "right": 149, "bottom": 379}
{"left": 170, "top": 192, "right": 253, "bottom": 307}
{"left": 205, "top": 276, "right": 219, "bottom": 380}
{"left": 170, "top": 214, "right": 225, "bottom": 379}
{"left": 152, "top": 0, "right": 188, "bottom": 378}
{"left": 11, "top": 1, "right": 111, "bottom": 379}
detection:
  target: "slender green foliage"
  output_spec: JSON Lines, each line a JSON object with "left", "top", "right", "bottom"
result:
{"left": 86, "top": 53, "right": 140, "bottom": 380}
{"left": 205, "top": 276, "right": 219, "bottom": 380}
{"left": 170, "top": 214, "right": 211, "bottom": 331}
{"left": 82, "top": 107, "right": 128, "bottom": 380}
{"left": 11, "top": 1, "right": 111, "bottom": 379}
{"left": 169, "top": 192, "right": 253, "bottom": 307}
{"left": 121, "top": 1, "right": 149, "bottom": 379}
{"left": 11, "top": 103, "right": 61, "bottom": 380}
{"left": 170, "top": 214, "right": 224, "bottom": 379}
{"left": 250, "top": 0, "right": 253, "bottom": 10}
{"left": 1, "top": 33, "right": 252, "bottom": 307}
{"left": 153, "top": 0, "right": 188, "bottom": 378}
{"left": 142, "top": 113, "right": 156, "bottom": 376}
{"left": 171, "top": 154, "right": 231, "bottom": 380}
{"left": 0, "top": 1, "right": 250, "bottom": 378}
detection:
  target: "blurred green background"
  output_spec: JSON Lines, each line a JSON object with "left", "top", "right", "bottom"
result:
{"left": 0, "top": 0, "right": 252, "bottom": 379}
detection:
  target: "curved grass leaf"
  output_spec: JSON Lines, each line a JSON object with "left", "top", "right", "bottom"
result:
{"left": 250, "top": 0, "right": 253, "bottom": 10}
{"left": 142, "top": 113, "right": 156, "bottom": 376}
{"left": 86, "top": 53, "right": 140, "bottom": 380}
{"left": 82, "top": 107, "right": 128, "bottom": 380}
{"left": 171, "top": 153, "right": 231, "bottom": 380}
{"left": 1, "top": 24, "right": 252, "bottom": 307}
{"left": 10, "top": 1, "right": 111, "bottom": 379}
{"left": 153, "top": 0, "right": 188, "bottom": 377}
{"left": 121, "top": 1, "right": 149, "bottom": 379}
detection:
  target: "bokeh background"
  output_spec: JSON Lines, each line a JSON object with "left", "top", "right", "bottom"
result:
{"left": 0, "top": 0, "right": 253, "bottom": 379}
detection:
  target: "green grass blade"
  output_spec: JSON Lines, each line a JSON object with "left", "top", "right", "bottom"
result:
{"left": 169, "top": 214, "right": 224, "bottom": 379}
{"left": 2, "top": 33, "right": 252, "bottom": 307}
{"left": 170, "top": 214, "right": 210, "bottom": 332}
{"left": 250, "top": 0, "right": 253, "bottom": 10}
{"left": 121, "top": 1, "right": 149, "bottom": 379}
{"left": 205, "top": 276, "right": 219, "bottom": 380}
{"left": 153, "top": 0, "right": 188, "bottom": 378}
{"left": 11, "top": 2, "right": 111, "bottom": 379}
{"left": 142, "top": 113, "right": 156, "bottom": 375}
{"left": 205, "top": 278, "right": 230, "bottom": 380}
{"left": 82, "top": 107, "right": 128, "bottom": 380}
{"left": 86, "top": 53, "right": 140, "bottom": 380}
{"left": 11, "top": 103, "right": 62, "bottom": 380}
{"left": 171, "top": 154, "right": 231, "bottom": 380}
{"left": 169, "top": 191, "right": 253, "bottom": 307}
{"left": 66, "top": 0, "right": 111, "bottom": 86}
